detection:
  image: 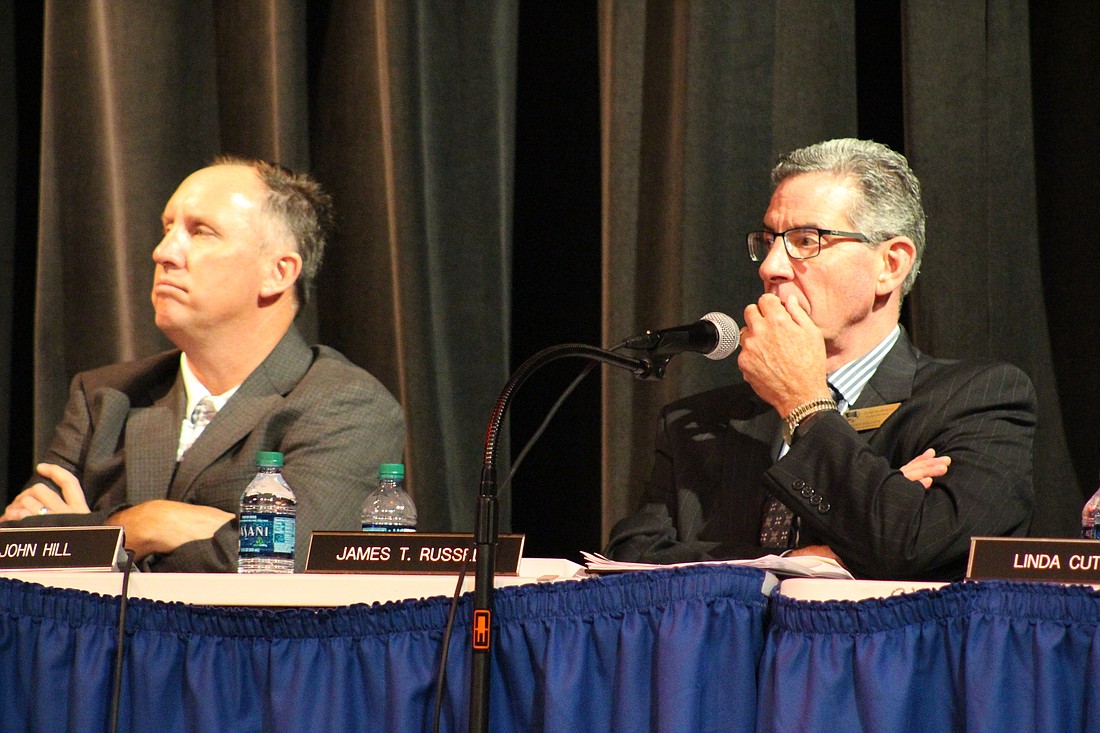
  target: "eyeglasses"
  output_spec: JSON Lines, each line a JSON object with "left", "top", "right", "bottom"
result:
{"left": 746, "top": 227, "right": 871, "bottom": 262}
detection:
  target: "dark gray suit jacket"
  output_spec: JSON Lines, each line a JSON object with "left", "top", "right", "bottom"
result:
{"left": 605, "top": 330, "right": 1036, "bottom": 581}
{"left": 6, "top": 325, "right": 405, "bottom": 572}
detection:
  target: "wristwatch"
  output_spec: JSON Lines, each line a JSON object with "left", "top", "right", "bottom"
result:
{"left": 783, "top": 397, "right": 838, "bottom": 443}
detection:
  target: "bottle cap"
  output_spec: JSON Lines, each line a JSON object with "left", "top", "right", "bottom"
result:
{"left": 257, "top": 451, "right": 284, "bottom": 467}
{"left": 378, "top": 463, "right": 405, "bottom": 479}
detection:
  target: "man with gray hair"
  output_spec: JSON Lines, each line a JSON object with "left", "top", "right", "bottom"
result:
{"left": 606, "top": 139, "right": 1035, "bottom": 581}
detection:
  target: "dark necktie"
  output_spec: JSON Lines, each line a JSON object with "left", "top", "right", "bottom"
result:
{"left": 759, "top": 495, "right": 796, "bottom": 551}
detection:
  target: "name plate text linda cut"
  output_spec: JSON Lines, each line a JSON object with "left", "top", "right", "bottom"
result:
{"left": 967, "top": 536, "right": 1100, "bottom": 582}
{"left": 0, "top": 526, "right": 125, "bottom": 571}
{"left": 304, "top": 532, "right": 524, "bottom": 575}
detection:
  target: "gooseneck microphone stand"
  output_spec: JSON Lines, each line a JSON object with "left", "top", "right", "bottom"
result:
{"left": 469, "top": 343, "right": 668, "bottom": 733}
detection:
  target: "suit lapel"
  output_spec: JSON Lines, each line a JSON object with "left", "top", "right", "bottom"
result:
{"left": 846, "top": 329, "right": 920, "bottom": 442}
{"left": 126, "top": 373, "right": 184, "bottom": 504}
{"left": 170, "top": 325, "right": 314, "bottom": 501}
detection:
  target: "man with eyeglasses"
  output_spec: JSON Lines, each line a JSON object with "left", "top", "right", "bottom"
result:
{"left": 606, "top": 138, "right": 1035, "bottom": 581}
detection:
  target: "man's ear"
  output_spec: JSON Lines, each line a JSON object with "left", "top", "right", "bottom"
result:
{"left": 876, "top": 237, "right": 916, "bottom": 296}
{"left": 260, "top": 252, "right": 303, "bottom": 299}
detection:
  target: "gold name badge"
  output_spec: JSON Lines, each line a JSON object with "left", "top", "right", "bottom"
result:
{"left": 843, "top": 403, "right": 901, "bottom": 431}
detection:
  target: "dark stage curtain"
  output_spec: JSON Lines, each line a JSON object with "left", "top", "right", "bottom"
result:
{"left": 0, "top": 0, "right": 1095, "bottom": 558}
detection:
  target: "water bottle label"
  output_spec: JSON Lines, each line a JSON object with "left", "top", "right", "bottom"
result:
{"left": 362, "top": 523, "right": 416, "bottom": 533}
{"left": 239, "top": 512, "right": 296, "bottom": 558}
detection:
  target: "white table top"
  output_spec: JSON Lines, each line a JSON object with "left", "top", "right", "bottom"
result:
{"left": 777, "top": 578, "right": 947, "bottom": 602}
{"left": 0, "top": 558, "right": 586, "bottom": 607}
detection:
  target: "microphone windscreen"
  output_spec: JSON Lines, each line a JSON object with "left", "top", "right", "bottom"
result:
{"left": 700, "top": 312, "right": 740, "bottom": 360}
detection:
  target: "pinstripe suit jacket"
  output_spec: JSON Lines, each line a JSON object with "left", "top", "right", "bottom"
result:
{"left": 6, "top": 325, "right": 405, "bottom": 572}
{"left": 605, "top": 329, "right": 1036, "bottom": 581}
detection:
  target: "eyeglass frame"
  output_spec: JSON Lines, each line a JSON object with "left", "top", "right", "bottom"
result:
{"left": 746, "top": 227, "right": 872, "bottom": 262}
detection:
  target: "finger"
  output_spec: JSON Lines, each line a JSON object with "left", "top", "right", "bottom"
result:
{"left": 1, "top": 475, "right": 85, "bottom": 518}
{"left": 742, "top": 302, "right": 762, "bottom": 329}
{"left": 923, "top": 458, "right": 950, "bottom": 476}
{"left": 1, "top": 489, "right": 50, "bottom": 520}
{"left": 783, "top": 294, "right": 814, "bottom": 327}
{"left": 23, "top": 483, "right": 67, "bottom": 510}
{"left": 0, "top": 505, "right": 31, "bottom": 522}
{"left": 905, "top": 461, "right": 949, "bottom": 479}
{"left": 36, "top": 463, "right": 90, "bottom": 512}
{"left": 756, "top": 293, "right": 786, "bottom": 318}
{"left": 758, "top": 292, "right": 782, "bottom": 306}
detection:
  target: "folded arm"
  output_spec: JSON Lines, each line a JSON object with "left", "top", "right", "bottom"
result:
{"left": 770, "top": 363, "right": 1036, "bottom": 580}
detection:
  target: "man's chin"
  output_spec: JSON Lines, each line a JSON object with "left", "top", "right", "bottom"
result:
{"left": 153, "top": 312, "right": 186, "bottom": 338}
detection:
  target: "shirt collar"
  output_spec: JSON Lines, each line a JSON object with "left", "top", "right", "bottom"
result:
{"left": 180, "top": 353, "right": 240, "bottom": 418}
{"left": 827, "top": 325, "right": 901, "bottom": 411}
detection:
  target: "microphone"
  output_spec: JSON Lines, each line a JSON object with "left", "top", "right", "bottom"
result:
{"left": 622, "top": 311, "right": 741, "bottom": 360}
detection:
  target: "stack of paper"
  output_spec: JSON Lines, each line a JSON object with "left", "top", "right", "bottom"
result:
{"left": 580, "top": 551, "right": 854, "bottom": 580}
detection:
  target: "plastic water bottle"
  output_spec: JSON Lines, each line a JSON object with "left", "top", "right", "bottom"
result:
{"left": 1083, "top": 478, "right": 1100, "bottom": 539}
{"left": 238, "top": 451, "right": 297, "bottom": 573}
{"left": 362, "top": 463, "right": 417, "bottom": 532}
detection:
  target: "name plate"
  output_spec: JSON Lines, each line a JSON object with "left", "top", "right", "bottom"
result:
{"left": 304, "top": 532, "right": 524, "bottom": 575}
{"left": 0, "top": 526, "right": 125, "bottom": 571}
{"left": 967, "top": 536, "right": 1100, "bottom": 582}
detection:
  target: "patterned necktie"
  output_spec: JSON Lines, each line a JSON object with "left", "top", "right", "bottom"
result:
{"left": 759, "top": 496, "right": 796, "bottom": 551}
{"left": 759, "top": 384, "right": 840, "bottom": 550}
{"left": 180, "top": 397, "right": 217, "bottom": 458}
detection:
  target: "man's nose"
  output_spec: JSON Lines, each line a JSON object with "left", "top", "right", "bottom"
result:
{"left": 757, "top": 237, "right": 793, "bottom": 283}
{"left": 153, "top": 227, "right": 185, "bottom": 265}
